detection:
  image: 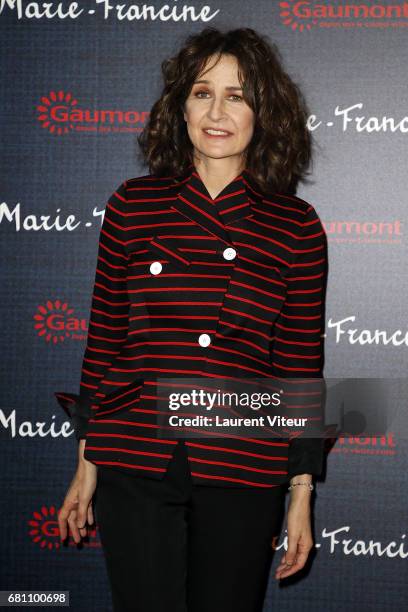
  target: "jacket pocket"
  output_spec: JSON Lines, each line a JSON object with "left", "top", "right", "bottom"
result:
{"left": 146, "top": 236, "right": 192, "bottom": 269}
{"left": 93, "top": 378, "right": 143, "bottom": 419}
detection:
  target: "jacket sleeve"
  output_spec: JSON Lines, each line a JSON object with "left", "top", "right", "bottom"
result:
{"left": 271, "top": 203, "right": 328, "bottom": 480}
{"left": 54, "top": 181, "right": 130, "bottom": 441}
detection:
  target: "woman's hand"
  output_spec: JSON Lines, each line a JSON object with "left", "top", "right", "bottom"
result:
{"left": 58, "top": 440, "right": 98, "bottom": 544}
{"left": 274, "top": 480, "right": 314, "bottom": 580}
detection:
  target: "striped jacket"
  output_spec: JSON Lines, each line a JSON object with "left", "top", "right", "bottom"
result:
{"left": 55, "top": 163, "right": 327, "bottom": 488}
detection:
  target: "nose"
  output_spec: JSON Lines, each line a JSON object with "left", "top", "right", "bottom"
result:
{"left": 206, "top": 95, "right": 226, "bottom": 121}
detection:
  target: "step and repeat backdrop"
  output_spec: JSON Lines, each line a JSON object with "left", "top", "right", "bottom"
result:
{"left": 1, "top": 1, "right": 407, "bottom": 610}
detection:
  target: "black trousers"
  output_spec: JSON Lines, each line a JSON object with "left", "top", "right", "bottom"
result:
{"left": 94, "top": 440, "right": 286, "bottom": 612}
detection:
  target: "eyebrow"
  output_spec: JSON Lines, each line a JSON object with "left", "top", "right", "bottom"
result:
{"left": 193, "top": 80, "right": 243, "bottom": 91}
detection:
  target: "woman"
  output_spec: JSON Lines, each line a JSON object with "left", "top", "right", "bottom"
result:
{"left": 56, "top": 27, "right": 327, "bottom": 612}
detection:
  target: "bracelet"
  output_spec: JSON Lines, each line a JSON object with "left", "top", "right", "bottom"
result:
{"left": 288, "top": 482, "right": 314, "bottom": 491}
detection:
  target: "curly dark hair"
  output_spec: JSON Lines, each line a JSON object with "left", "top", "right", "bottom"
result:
{"left": 137, "top": 27, "right": 315, "bottom": 194}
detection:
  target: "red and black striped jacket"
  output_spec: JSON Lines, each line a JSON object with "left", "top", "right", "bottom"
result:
{"left": 55, "top": 163, "right": 328, "bottom": 488}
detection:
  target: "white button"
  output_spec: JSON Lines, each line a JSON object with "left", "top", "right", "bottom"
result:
{"left": 198, "top": 333, "right": 211, "bottom": 347}
{"left": 223, "top": 247, "right": 237, "bottom": 260}
{"left": 149, "top": 261, "right": 162, "bottom": 275}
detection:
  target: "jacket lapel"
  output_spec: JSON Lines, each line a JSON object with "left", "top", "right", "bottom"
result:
{"left": 171, "top": 164, "right": 258, "bottom": 245}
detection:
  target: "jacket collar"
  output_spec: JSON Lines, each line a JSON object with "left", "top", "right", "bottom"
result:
{"left": 171, "top": 163, "right": 263, "bottom": 245}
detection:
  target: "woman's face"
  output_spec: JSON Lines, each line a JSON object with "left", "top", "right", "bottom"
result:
{"left": 183, "top": 54, "right": 255, "bottom": 167}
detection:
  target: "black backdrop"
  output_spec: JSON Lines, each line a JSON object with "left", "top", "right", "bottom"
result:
{"left": 1, "top": 2, "right": 407, "bottom": 610}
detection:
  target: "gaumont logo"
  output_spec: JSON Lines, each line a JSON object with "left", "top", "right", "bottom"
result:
{"left": 323, "top": 219, "right": 403, "bottom": 244}
{"left": 331, "top": 433, "right": 396, "bottom": 455}
{"left": 279, "top": 1, "right": 408, "bottom": 31}
{"left": 28, "top": 505, "right": 100, "bottom": 549}
{"left": 36, "top": 90, "right": 149, "bottom": 136}
{"left": 34, "top": 300, "right": 87, "bottom": 343}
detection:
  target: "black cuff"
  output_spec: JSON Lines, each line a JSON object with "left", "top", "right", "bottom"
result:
{"left": 54, "top": 392, "right": 92, "bottom": 441}
{"left": 287, "top": 437, "right": 325, "bottom": 480}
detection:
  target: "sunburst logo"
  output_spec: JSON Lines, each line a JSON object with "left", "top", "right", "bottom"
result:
{"left": 28, "top": 505, "right": 100, "bottom": 549}
{"left": 37, "top": 91, "right": 78, "bottom": 135}
{"left": 36, "top": 90, "right": 146, "bottom": 135}
{"left": 34, "top": 299, "right": 87, "bottom": 344}
{"left": 28, "top": 505, "right": 62, "bottom": 550}
{"left": 279, "top": 0, "right": 317, "bottom": 31}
